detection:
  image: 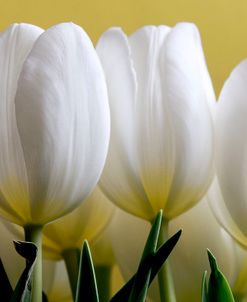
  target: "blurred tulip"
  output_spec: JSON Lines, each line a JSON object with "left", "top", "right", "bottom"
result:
{"left": 43, "top": 186, "right": 114, "bottom": 260}
{"left": 111, "top": 199, "right": 247, "bottom": 301}
{"left": 0, "top": 22, "right": 110, "bottom": 227}
{"left": 43, "top": 260, "right": 72, "bottom": 302}
{"left": 211, "top": 59, "right": 247, "bottom": 248}
{"left": 91, "top": 220, "right": 116, "bottom": 267}
{"left": 41, "top": 186, "right": 114, "bottom": 300}
{"left": 44, "top": 199, "right": 121, "bottom": 302}
{"left": 96, "top": 22, "right": 215, "bottom": 222}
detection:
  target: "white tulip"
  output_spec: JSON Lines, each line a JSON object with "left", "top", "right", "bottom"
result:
{"left": 96, "top": 23, "right": 215, "bottom": 222}
{"left": 212, "top": 60, "right": 247, "bottom": 248}
{"left": 0, "top": 22, "right": 110, "bottom": 226}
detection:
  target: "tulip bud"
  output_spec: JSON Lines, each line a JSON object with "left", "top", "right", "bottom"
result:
{"left": 0, "top": 22, "right": 110, "bottom": 226}
{"left": 96, "top": 23, "right": 215, "bottom": 222}
{"left": 212, "top": 60, "right": 247, "bottom": 248}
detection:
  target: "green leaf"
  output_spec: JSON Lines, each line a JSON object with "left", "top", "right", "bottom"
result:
{"left": 128, "top": 210, "right": 162, "bottom": 302}
{"left": 75, "top": 241, "right": 99, "bottom": 302}
{"left": 207, "top": 249, "right": 235, "bottom": 302}
{"left": 201, "top": 271, "right": 208, "bottom": 302}
{"left": 110, "top": 229, "right": 182, "bottom": 302}
{"left": 10, "top": 241, "right": 37, "bottom": 302}
{"left": 149, "top": 229, "right": 182, "bottom": 280}
{"left": 0, "top": 258, "right": 13, "bottom": 301}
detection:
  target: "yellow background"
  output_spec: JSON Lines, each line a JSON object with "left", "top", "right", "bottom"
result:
{"left": 0, "top": 0, "right": 247, "bottom": 95}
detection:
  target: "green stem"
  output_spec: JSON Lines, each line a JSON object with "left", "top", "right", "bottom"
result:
{"left": 24, "top": 224, "right": 43, "bottom": 302}
{"left": 62, "top": 248, "right": 80, "bottom": 300}
{"left": 95, "top": 265, "right": 112, "bottom": 302}
{"left": 158, "top": 218, "right": 176, "bottom": 302}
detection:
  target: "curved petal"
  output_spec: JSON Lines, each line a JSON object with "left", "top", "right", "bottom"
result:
{"left": 162, "top": 23, "right": 215, "bottom": 219}
{"left": 91, "top": 216, "right": 116, "bottom": 266}
{"left": 128, "top": 26, "right": 176, "bottom": 216}
{"left": 209, "top": 178, "right": 247, "bottom": 248}
{"left": 43, "top": 186, "right": 114, "bottom": 259}
{"left": 97, "top": 28, "right": 153, "bottom": 220}
{"left": 0, "top": 23, "right": 43, "bottom": 225}
{"left": 216, "top": 59, "right": 247, "bottom": 241}
{"left": 15, "top": 23, "right": 110, "bottom": 225}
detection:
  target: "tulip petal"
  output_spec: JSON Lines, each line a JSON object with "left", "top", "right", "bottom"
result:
{"left": 15, "top": 23, "right": 110, "bottom": 224}
{"left": 128, "top": 26, "right": 176, "bottom": 216}
{"left": 216, "top": 60, "right": 247, "bottom": 241}
{"left": 97, "top": 28, "right": 154, "bottom": 220}
{"left": 162, "top": 23, "right": 215, "bottom": 219}
{"left": 0, "top": 23, "right": 43, "bottom": 225}
{"left": 208, "top": 178, "right": 247, "bottom": 248}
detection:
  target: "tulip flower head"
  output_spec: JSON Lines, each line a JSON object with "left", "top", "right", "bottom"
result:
{"left": 0, "top": 22, "right": 110, "bottom": 226}
{"left": 209, "top": 59, "right": 247, "bottom": 248}
{"left": 97, "top": 22, "right": 215, "bottom": 222}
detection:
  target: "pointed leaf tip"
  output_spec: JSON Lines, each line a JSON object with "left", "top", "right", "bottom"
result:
{"left": 75, "top": 240, "right": 99, "bottom": 302}
{"left": 207, "top": 249, "right": 218, "bottom": 272}
{"left": 207, "top": 250, "right": 235, "bottom": 302}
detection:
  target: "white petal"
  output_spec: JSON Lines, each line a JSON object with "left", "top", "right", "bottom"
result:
{"left": 216, "top": 59, "right": 247, "bottom": 241}
{"left": 129, "top": 26, "right": 177, "bottom": 215}
{"left": 97, "top": 28, "right": 154, "bottom": 220}
{"left": 162, "top": 23, "right": 215, "bottom": 218}
{"left": 0, "top": 23, "right": 43, "bottom": 225}
{"left": 15, "top": 23, "right": 110, "bottom": 224}
{"left": 208, "top": 178, "right": 247, "bottom": 249}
